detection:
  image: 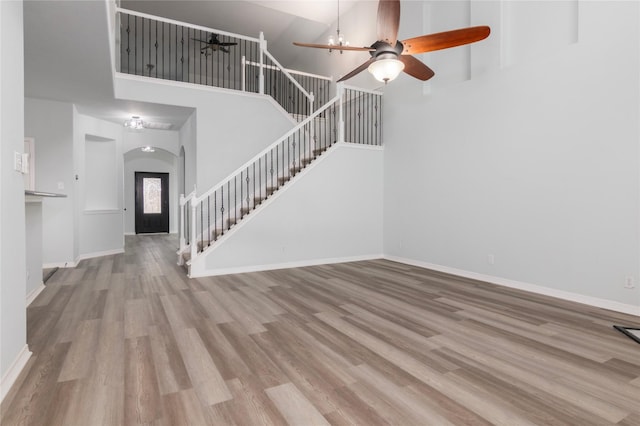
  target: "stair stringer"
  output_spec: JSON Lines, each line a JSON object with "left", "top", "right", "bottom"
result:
{"left": 188, "top": 142, "right": 384, "bottom": 278}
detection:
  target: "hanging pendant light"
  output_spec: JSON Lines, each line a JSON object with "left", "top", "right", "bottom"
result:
{"left": 328, "top": 0, "right": 349, "bottom": 53}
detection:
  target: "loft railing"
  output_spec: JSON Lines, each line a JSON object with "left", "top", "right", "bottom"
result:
{"left": 115, "top": 8, "right": 328, "bottom": 115}
{"left": 180, "top": 84, "right": 382, "bottom": 265}
{"left": 244, "top": 58, "right": 332, "bottom": 118}
{"left": 343, "top": 87, "right": 383, "bottom": 146}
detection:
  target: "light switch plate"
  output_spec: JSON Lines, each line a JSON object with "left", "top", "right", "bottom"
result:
{"left": 14, "top": 151, "right": 23, "bottom": 172}
{"left": 21, "top": 153, "right": 29, "bottom": 173}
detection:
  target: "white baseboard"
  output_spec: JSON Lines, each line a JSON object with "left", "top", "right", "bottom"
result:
{"left": 26, "top": 283, "right": 46, "bottom": 306}
{"left": 0, "top": 345, "right": 32, "bottom": 404}
{"left": 384, "top": 255, "right": 640, "bottom": 317}
{"left": 43, "top": 261, "right": 77, "bottom": 269}
{"left": 189, "top": 254, "right": 384, "bottom": 278}
{"left": 76, "top": 248, "right": 125, "bottom": 262}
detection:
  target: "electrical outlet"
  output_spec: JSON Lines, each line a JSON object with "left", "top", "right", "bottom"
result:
{"left": 487, "top": 254, "right": 495, "bottom": 265}
{"left": 624, "top": 276, "right": 635, "bottom": 289}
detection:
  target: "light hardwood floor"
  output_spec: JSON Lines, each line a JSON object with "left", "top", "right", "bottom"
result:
{"left": 2, "top": 234, "right": 639, "bottom": 425}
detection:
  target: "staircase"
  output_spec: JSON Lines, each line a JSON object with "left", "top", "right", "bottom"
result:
{"left": 178, "top": 84, "right": 383, "bottom": 274}
{"left": 113, "top": 7, "right": 383, "bottom": 275}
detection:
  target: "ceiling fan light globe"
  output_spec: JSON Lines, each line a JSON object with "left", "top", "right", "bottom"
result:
{"left": 368, "top": 58, "right": 404, "bottom": 83}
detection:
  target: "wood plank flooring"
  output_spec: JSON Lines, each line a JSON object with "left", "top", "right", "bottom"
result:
{"left": 2, "top": 234, "right": 639, "bottom": 425}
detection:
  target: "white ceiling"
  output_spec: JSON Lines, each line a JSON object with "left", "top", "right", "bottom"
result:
{"left": 24, "top": 0, "right": 355, "bottom": 130}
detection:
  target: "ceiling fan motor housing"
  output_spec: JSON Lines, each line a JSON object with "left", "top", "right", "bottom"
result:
{"left": 370, "top": 40, "right": 404, "bottom": 61}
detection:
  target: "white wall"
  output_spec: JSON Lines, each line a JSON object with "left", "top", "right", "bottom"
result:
{"left": 74, "top": 112, "right": 125, "bottom": 258}
{"left": 114, "top": 76, "right": 296, "bottom": 194}
{"left": 25, "top": 201, "right": 42, "bottom": 297}
{"left": 179, "top": 111, "right": 197, "bottom": 195}
{"left": 123, "top": 127, "right": 180, "bottom": 155}
{"left": 383, "top": 1, "right": 640, "bottom": 311}
{"left": 24, "top": 97, "right": 75, "bottom": 266}
{"left": 124, "top": 148, "right": 178, "bottom": 234}
{"left": 191, "top": 143, "right": 384, "bottom": 276}
{"left": 0, "top": 0, "right": 29, "bottom": 395}
{"left": 288, "top": 1, "right": 380, "bottom": 91}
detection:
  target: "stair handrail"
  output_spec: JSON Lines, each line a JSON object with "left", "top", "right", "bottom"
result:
{"left": 192, "top": 92, "right": 342, "bottom": 206}
{"left": 244, "top": 60, "right": 333, "bottom": 82}
{"left": 261, "top": 48, "right": 315, "bottom": 111}
{"left": 180, "top": 186, "right": 197, "bottom": 206}
{"left": 116, "top": 7, "right": 260, "bottom": 44}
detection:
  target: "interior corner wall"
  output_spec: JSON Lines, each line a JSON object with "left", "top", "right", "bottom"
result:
{"left": 124, "top": 148, "right": 178, "bottom": 234}
{"left": 383, "top": 1, "right": 640, "bottom": 309}
{"left": 74, "top": 113, "right": 124, "bottom": 258}
{"left": 0, "top": 0, "right": 28, "bottom": 385}
{"left": 179, "top": 111, "right": 197, "bottom": 194}
{"left": 24, "top": 97, "right": 75, "bottom": 266}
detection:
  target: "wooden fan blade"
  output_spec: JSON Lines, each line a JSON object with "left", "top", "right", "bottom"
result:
{"left": 337, "top": 58, "right": 375, "bottom": 82}
{"left": 402, "top": 26, "right": 490, "bottom": 55}
{"left": 399, "top": 55, "right": 435, "bottom": 81}
{"left": 293, "top": 42, "right": 374, "bottom": 52}
{"left": 377, "top": 0, "right": 401, "bottom": 46}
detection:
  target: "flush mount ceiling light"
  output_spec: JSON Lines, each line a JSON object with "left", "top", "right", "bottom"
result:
{"left": 141, "top": 146, "right": 155, "bottom": 153}
{"left": 124, "top": 115, "right": 144, "bottom": 130}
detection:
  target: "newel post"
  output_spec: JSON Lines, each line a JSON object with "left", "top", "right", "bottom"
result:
{"left": 337, "top": 82, "right": 345, "bottom": 144}
{"left": 190, "top": 201, "right": 197, "bottom": 263}
{"left": 259, "top": 32, "right": 266, "bottom": 95}
{"left": 179, "top": 193, "right": 186, "bottom": 250}
{"left": 241, "top": 56, "right": 246, "bottom": 92}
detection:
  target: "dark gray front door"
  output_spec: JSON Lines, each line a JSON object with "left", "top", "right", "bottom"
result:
{"left": 135, "top": 172, "right": 169, "bottom": 234}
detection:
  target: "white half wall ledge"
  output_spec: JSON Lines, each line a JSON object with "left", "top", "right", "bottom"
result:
{"left": 384, "top": 255, "right": 640, "bottom": 317}
{"left": 188, "top": 254, "right": 384, "bottom": 279}
{"left": 114, "top": 72, "right": 297, "bottom": 127}
{"left": 0, "top": 345, "right": 32, "bottom": 404}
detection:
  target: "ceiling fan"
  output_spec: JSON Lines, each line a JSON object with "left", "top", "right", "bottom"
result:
{"left": 191, "top": 33, "right": 238, "bottom": 54}
{"left": 293, "top": 0, "right": 490, "bottom": 84}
